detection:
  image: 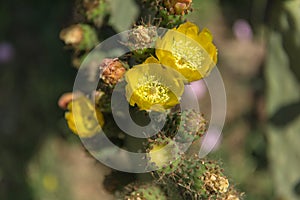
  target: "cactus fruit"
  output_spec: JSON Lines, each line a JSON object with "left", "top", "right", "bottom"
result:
{"left": 163, "top": 110, "right": 207, "bottom": 143}
{"left": 94, "top": 91, "right": 112, "bottom": 113}
{"left": 125, "top": 25, "right": 157, "bottom": 62}
{"left": 163, "top": 0, "right": 192, "bottom": 16}
{"left": 127, "top": 25, "right": 157, "bottom": 51}
{"left": 142, "top": 0, "right": 192, "bottom": 28}
{"left": 154, "top": 154, "right": 242, "bottom": 199}
{"left": 117, "top": 182, "right": 167, "bottom": 200}
{"left": 147, "top": 136, "right": 182, "bottom": 174}
{"left": 99, "top": 58, "right": 126, "bottom": 86}
{"left": 117, "top": 155, "right": 242, "bottom": 200}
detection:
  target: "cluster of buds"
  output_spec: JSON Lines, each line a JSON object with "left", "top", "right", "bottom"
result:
{"left": 163, "top": 0, "right": 192, "bottom": 15}
{"left": 141, "top": 0, "right": 193, "bottom": 28}
{"left": 83, "top": 0, "right": 109, "bottom": 27}
{"left": 59, "top": 0, "right": 111, "bottom": 68}
{"left": 120, "top": 183, "right": 167, "bottom": 200}
{"left": 202, "top": 171, "right": 230, "bottom": 194}
{"left": 143, "top": 0, "right": 192, "bottom": 16}
{"left": 163, "top": 110, "right": 207, "bottom": 142}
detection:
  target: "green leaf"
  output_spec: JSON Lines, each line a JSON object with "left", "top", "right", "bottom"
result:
{"left": 265, "top": 1, "right": 300, "bottom": 199}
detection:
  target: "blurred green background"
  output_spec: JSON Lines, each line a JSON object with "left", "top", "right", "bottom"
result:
{"left": 0, "top": 0, "right": 299, "bottom": 200}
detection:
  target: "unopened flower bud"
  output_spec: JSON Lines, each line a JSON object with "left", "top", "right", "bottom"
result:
{"left": 128, "top": 25, "right": 157, "bottom": 50}
{"left": 58, "top": 92, "right": 82, "bottom": 109}
{"left": 163, "top": 0, "right": 192, "bottom": 15}
{"left": 203, "top": 172, "right": 229, "bottom": 194}
{"left": 60, "top": 24, "right": 98, "bottom": 51}
{"left": 100, "top": 58, "right": 126, "bottom": 85}
{"left": 60, "top": 25, "right": 83, "bottom": 46}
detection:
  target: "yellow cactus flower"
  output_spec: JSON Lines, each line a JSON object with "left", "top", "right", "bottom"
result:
{"left": 147, "top": 138, "right": 181, "bottom": 173}
{"left": 65, "top": 96, "right": 104, "bottom": 138}
{"left": 125, "top": 63, "right": 185, "bottom": 111}
{"left": 149, "top": 142, "right": 172, "bottom": 168}
{"left": 155, "top": 21, "right": 217, "bottom": 82}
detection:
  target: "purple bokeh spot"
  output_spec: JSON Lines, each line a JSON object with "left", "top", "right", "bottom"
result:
{"left": 189, "top": 80, "right": 207, "bottom": 99}
{"left": 200, "top": 127, "right": 222, "bottom": 154}
{"left": 0, "top": 42, "right": 14, "bottom": 64}
{"left": 233, "top": 19, "right": 253, "bottom": 41}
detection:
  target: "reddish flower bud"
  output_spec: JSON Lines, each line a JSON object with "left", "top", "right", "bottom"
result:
{"left": 163, "top": 0, "right": 192, "bottom": 15}
{"left": 100, "top": 58, "right": 126, "bottom": 85}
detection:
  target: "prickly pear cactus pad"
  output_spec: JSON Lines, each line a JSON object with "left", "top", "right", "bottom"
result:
{"left": 150, "top": 154, "right": 242, "bottom": 200}
{"left": 58, "top": 0, "right": 243, "bottom": 199}
{"left": 265, "top": 1, "right": 300, "bottom": 199}
{"left": 116, "top": 182, "right": 167, "bottom": 200}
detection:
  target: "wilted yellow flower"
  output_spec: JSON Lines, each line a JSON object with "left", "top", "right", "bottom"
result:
{"left": 125, "top": 63, "right": 185, "bottom": 111}
{"left": 65, "top": 96, "right": 104, "bottom": 138}
{"left": 155, "top": 21, "right": 217, "bottom": 82}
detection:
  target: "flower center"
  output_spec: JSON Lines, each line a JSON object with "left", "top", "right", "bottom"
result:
{"left": 172, "top": 40, "right": 205, "bottom": 70}
{"left": 136, "top": 75, "right": 170, "bottom": 104}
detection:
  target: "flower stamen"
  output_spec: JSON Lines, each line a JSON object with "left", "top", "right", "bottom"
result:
{"left": 172, "top": 40, "right": 204, "bottom": 70}
{"left": 135, "top": 75, "right": 170, "bottom": 104}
